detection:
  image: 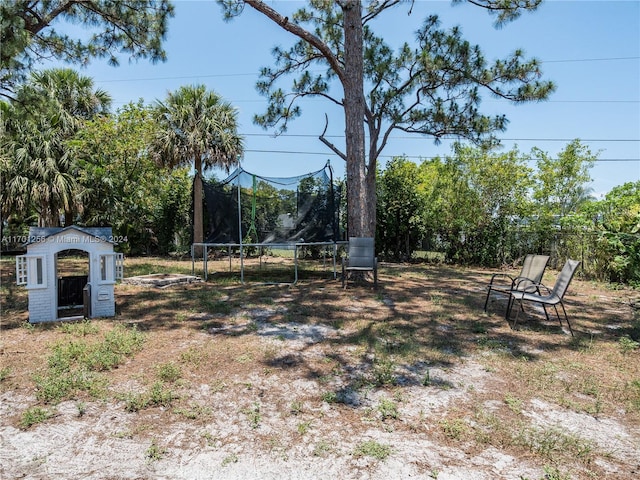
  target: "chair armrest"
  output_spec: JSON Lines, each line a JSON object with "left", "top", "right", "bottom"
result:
{"left": 513, "top": 277, "right": 536, "bottom": 291}
{"left": 520, "top": 281, "right": 552, "bottom": 295}
{"left": 488, "top": 272, "right": 515, "bottom": 287}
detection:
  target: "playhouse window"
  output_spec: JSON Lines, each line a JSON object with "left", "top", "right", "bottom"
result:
{"left": 16, "top": 255, "right": 46, "bottom": 289}
{"left": 99, "top": 253, "right": 123, "bottom": 283}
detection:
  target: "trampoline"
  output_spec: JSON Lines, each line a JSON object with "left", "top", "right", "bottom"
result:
{"left": 191, "top": 162, "right": 345, "bottom": 283}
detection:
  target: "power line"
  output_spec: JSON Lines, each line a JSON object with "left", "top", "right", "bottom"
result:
{"left": 94, "top": 56, "right": 640, "bottom": 85}
{"left": 541, "top": 56, "right": 640, "bottom": 63}
{"left": 242, "top": 133, "right": 640, "bottom": 142}
{"left": 243, "top": 149, "right": 639, "bottom": 163}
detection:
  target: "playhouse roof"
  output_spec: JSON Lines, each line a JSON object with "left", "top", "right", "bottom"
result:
{"left": 26, "top": 226, "right": 115, "bottom": 245}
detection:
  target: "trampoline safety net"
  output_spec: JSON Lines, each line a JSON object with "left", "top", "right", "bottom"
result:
{"left": 202, "top": 164, "right": 341, "bottom": 244}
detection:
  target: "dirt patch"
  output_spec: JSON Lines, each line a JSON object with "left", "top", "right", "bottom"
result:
{"left": 123, "top": 273, "right": 202, "bottom": 288}
{"left": 1, "top": 258, "right": 639, "bottom": 479}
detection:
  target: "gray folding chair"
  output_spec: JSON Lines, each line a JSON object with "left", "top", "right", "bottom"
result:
{"left": 507, "top": 259, "right": 581, "bottom": 336}
{"left": 342, "top": 237, "right": 378, "bottom": 288}
{"left": 484, "top": 254, "right": 550, "bottom": 314}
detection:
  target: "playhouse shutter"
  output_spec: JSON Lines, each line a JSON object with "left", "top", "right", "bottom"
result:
{"left": 16, "top": 255, "right": 46, "bottom": 288}
{"left": 16, "top": 255, "right": 27, "bottom": 285}
{"left": 115, "top": 253, "right": 124, "bottom": 280}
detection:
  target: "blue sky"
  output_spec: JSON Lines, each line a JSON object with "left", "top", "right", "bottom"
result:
{"left": 48, "top": 0, "right": 639, "bottom": 197}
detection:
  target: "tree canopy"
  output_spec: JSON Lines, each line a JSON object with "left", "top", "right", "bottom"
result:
{"left": 0, "top": 0, "right": 174, "bottom": 98}
{"left": 218, "top": 0, "right": 555, "bottom": 237}
{"left": 151, "top": 84, "right": 244, "bottom": 247}
{"left": 1, "top": 68, "right": 111, "bottom": 227}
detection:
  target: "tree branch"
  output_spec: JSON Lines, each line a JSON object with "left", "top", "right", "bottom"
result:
{"left": 244, "top": 0, "right": 346, "bottom": 84}
{"left": 319, "top": 113, "right": 346, "bottom": 161}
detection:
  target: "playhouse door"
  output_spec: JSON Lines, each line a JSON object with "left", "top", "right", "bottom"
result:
{"left": 57, "top": 275, "right": 88, "bottom": 317}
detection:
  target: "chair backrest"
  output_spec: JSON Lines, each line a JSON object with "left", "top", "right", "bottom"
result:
{"left": 515, "top": 254, "right": 550, "bottom": 290}
{"left": 551, "top": 259, "right": 581, "bottom": 299}
{"left": 520, "top": 254, "right": 550, "bottom": 284}
{"left": 347, "top": 237, "right": 375, "bottom": 269}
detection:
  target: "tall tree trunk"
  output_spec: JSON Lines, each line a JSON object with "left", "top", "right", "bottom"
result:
{"left": 342, "top": 0, "right": 370, "bottom": 238}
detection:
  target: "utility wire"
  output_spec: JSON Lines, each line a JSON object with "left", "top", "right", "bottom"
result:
{"left": 242, "top": 133, "right": 640, "bottom": 142}
{"left": 243, "top": 149, "right": 639, "bottom": 162}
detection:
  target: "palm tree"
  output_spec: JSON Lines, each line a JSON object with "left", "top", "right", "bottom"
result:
{"left": 152, "top": 85, "right": 243, "bottom": 247}
{"left": 1, "top": 68, "right": 111, "bottom": 226}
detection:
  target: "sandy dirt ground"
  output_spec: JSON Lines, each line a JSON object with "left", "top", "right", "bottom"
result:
{"left": 1, "top": 261, "right": 639, "bottom": 479}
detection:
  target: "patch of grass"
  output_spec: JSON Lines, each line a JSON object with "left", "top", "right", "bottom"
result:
{"left": 145, "top": 439, "right": 166, "bottom": 462}
{"left": 353, "top": 440, "right": 392, "bottom": 460}
{"left": 289, "top": 400, "right": 303, "bottom": 415}
{"left": 321, "top": 391, "right": 337, "bottom": 404}
{"left": 628, "top": 379, "right": 640, "bottom": 412}
{"left": 76, "top": 401, "right": 87, "bottom": 417}
{"left": 236, "top": 353, "right": 254, "bottom": 364}
{"left": 377, "top": 398, "right": 399, "bottom": 420}
{"left": 34, "top": 324, "right": 144, "bottom": 404}
{"left": 477, "top": 335, "right": 509, "bottom": 351}
{"left": 21, "top": 321, "right": 36, "bottom": 332}
{"left": 34, "top": 365, "right": 106, "bottom": 404}
{"left": 179, "top": 346, "right": 208, "bottom": 367}
{"left": 156, "top": 362, "right": 182, "bottom": 383}
{"left": 122, "top": 391, "right": 148, "bottom": 412}
{"left": 516, "top": 426, "right": 593, "bottom": 461}
{"left": 371, "top": 357, "right": 397, "bottom": 386}
{"left": 504, "top": 393, "right": 523, "bottom": 414}
{"left": 543, "top": 465, "right": 572, "bottom": 480}
{"left": 121, "top": 381, "right": 177, "bottom": 412}
{"left": 173, "top": 404, "right": 212, "bottom": 420}
{"left": 221, "top": 453, "right": 238, "bottom": 466}
{"left": 619, "top": 335, "right": 639, "bottom": 354}
{"left": 147, "top": 381, "right": 177, "bottom": 407}
{"left": 297, "top": 421, "right": 312, "bottom": 435}
{"left": 312, "top": 440, "right": 333, "bottom": 457}
{"left": 58, "top": 320, "right": 99, "bottom": 336}
{"left": 242, "top": 402, "right": 261, "bottom": 429}
{"left": 19, "top": 406, "right": 52, "bottom": 429}
{"left": 0, "top": 366, "right": 11, "bottom": 382}
{"left": 439, "top": 417, "right": 468, "bottom": 440}
{"left": 470, "top": 321, "right": 489, "bottom": 334}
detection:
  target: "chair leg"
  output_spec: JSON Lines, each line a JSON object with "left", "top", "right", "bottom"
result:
{"left": 511, "top": 299, "right": 522, "bottom": 330}
{"left": 505, "top": 294, "right": 514, "bottom": 320}
{"left": 484, "top": 287, "right": 492, "bottom": 312}
{"left": 374, "top": 268, "right": 378, "bottom": 289}
{"left": 558, "top": 302, "right": 574, "bottom": 337}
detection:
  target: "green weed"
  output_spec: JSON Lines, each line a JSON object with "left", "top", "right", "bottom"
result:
{"left": 321, "top": 391, "right": 337, "bottom": 404}
{"left": 156, "top": 362, "right": 182, "bottom": 383}
{"left": 147, "top": 381, "right": 177, "bottom": 407}
{"left": 145, "top": 439, "right": 166, "bottom": 462}
{"left": 372, "top": 357, "right": 397, "bottom": 386}
{"left": 504, "top": 393, "right": 523, "bottom": 414}
{"left": 242, "top": 402, "right": 261, "bottom": 429}
{"left": 58, "top": 320, "right": 99, "bottom": 336}
{"left": 289, "top": 400, "right": 303, "bottom": 415}
{"left": 34, "top": 324, "right": 144, "bottom": 404}
{"left": 377, "top": 398, "right": 399, "bottom": 420}
{"left": 221, "top": 453, "right": 238, "bottom": 466}
{"left": 312, "top": 440, "right": 333, "bottom": 457}
{"left": 19, "top": 406, "right": 52, "bottom": 429}
{"left": 173, "top": 404, "right": 212, "bottom": 419}
{"left": 619, "top": 335, "right": 639, "bottom": 354}
{"left": 353, "top": 440, "right": 392, "bottom": 460}
{"left": 440, "top": 418, "right": 468, "bottom": 440}
{"left": 297, "top": 421, "right": 312, "bottom": 435}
